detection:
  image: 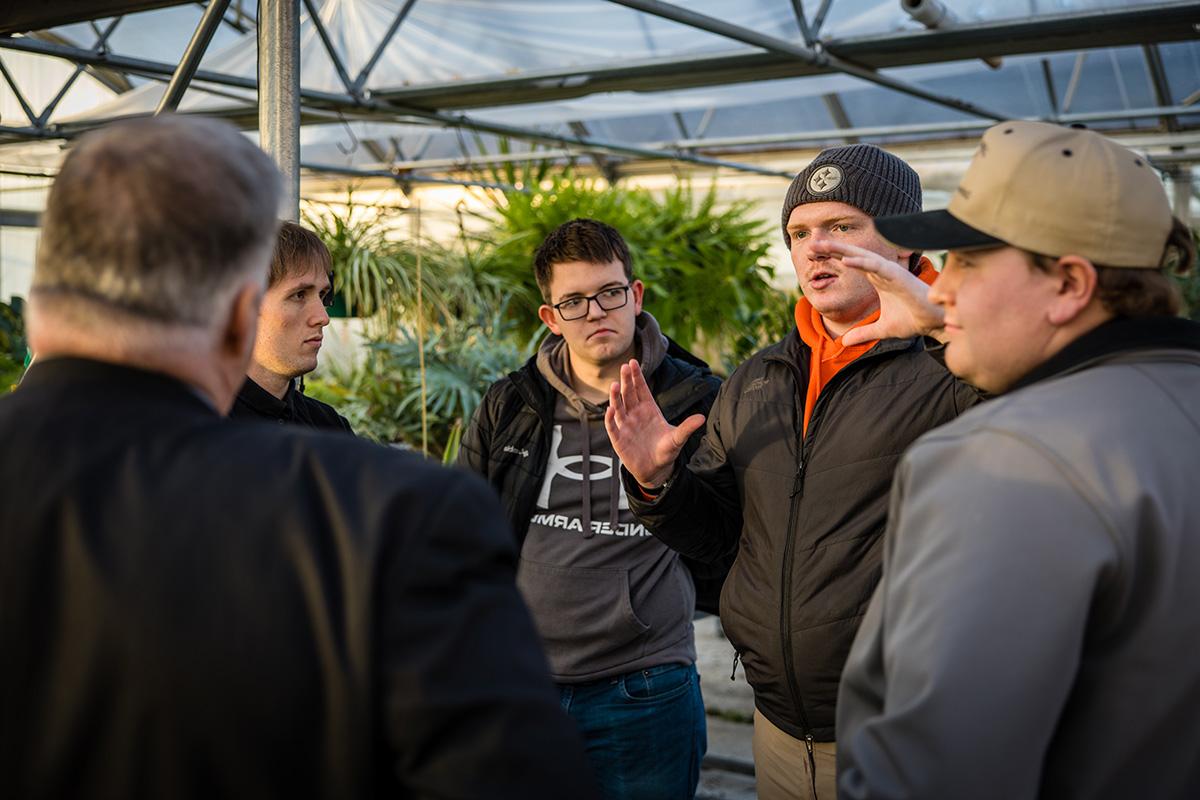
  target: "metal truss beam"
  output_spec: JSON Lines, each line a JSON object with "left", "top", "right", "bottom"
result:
{"left": 302, "top": 0, "right": 355, "bottom": 95}
{"left": 810, "top": 0, "right": 835, "bottom": 40}
{"left": 1143, "top": 44, "right": 1180, "bottom": 133}
{"left": 25, "top": 32, "right": 134, "bottom": 95}
{"left": 3, "top": 3, "right": 1195, "bottom": 115}
{"left": 0, "top": 208, "right": 41, "bottom": 227}
{"left": 352, "top": 0, "right": 418, "bottom": 95}
{"left": 1040, "top": 58, "right": 1059, "bottom": 116}
{"left": 156, "top": 0, "right": 230, "bottom": 114}
{"left": 32, "top": 19, "right": 122, "bottom": 126}
{"left": 1061, "top": 52, "right": 1086, "bottom": 114}
{"left": 0, "top": 0, "right": 189, "bottom": 35}
{"left": 668, "top": 104, "right": 1200, "bottom": 150}
{"left": 606, "top": 0, "right": 1007, "bottom": 120}
{"left": 0, "top": 36, "right": 793, "bottom": 179}
{"left": 790, "top": 0, "right": 813, "bottom": 47}
{"left": 363, "top": 2, "right": 1200, "bottom": 110}
{"left": 0, "top": 56, "right": 38, "bottom": 125}
{"left": 301, "top": 161, "right": 524, "bottom": 192}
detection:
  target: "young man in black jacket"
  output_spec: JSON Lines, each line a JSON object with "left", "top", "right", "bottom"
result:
{"left": 0, "top": 115, "right": 599, "bottom": 800}
{"left": 606, "top": 146, "right": 977, "bottom": 799}
{"left": 458, "top": 218, "right": 721, "bottom": 800}
{"left": 229, "top": 221, "right": 352, "bottom": 432}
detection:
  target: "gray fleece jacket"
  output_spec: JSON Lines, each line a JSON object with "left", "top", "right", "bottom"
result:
{"left": 516, "top": 314, "right": 697, "bottom": 683}
{"left": 837, "top": 317, "right": 1200, "bottom": 799}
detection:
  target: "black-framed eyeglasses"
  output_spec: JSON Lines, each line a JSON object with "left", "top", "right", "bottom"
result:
{"left": 552, "top": 284, "right": 632, "bottom": 321}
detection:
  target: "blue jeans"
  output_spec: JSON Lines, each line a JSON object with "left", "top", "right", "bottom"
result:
{"left": 559, "top": 662, "right": 707, "bottom": 800}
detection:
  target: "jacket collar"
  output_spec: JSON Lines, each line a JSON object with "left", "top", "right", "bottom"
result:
{"left": 17, "top": 356, "right": 219, "bottom": 415}
{"left": 237, "top": 376, "right": 295, "bottom": 418}
{"left": 765, "top": 326, "right": 922, "bottom": 366}
{"left": 1009, "top": 316, "right": 1200, "bottom": 393}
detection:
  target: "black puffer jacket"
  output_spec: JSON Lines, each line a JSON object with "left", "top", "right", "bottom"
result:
{"left": 625, "top": 328, "right": 978, "bottom": 741}
{"left": 458, "top": 336, "right": 728, "bottom": 612}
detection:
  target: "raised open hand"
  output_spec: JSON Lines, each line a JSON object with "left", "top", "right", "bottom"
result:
{"left": 809, "top": 240, "right": 946, "bottom": 346}
{"left": 604, "top": 359, "right": 706, "bottom": 489}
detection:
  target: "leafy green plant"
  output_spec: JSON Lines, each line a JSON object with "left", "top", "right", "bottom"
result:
{"left": 470, "top": 163, "right": 792, "bottom": 373}
{"left": 0, "top": 296, "right": 28, "bottom": 395}
{"left": 306, "top": 168, "right": 795, "bottom": 446}
{"left": 303, "top": 195, "right": 538, "bottom": 335}
{"left": 1174, "top": 226, "right": 1200, "bottom": 321}
{"left": 307, "top": 309, "right": 535, "bottom": 457}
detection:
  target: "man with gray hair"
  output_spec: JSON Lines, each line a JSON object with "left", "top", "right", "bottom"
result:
{"left": 0, "top": 115, "right": 598, "bottom": 800}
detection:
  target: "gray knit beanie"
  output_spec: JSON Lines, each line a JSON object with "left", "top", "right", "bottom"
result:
{"left": 781, "top": 144, "right": 922, "bottom": 247}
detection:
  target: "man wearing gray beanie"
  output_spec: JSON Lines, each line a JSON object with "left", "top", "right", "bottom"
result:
{"left": 608, "top": 144, "right": 979, "bottom": 799}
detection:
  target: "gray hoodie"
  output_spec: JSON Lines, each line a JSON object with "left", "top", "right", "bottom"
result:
{"left": 516, "top": 313, "right": 697, "bottom": 683}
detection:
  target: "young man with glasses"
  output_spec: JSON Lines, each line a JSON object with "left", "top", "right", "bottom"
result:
{"left": 229, "top": 221, "right": 352, "bottom": 432}
{"left": 458, "top": 218, "right": 722, "bottom": 800}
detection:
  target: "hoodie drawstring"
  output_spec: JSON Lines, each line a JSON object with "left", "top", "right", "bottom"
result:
{"left": 580, "top": 410, "right": 594, "bottom": 539}
{"left": 579, "top": 408, "right": 623, "bottom": 539}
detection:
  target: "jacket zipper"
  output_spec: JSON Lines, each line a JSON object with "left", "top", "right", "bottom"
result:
{"left": 777, "top": 359, "right": 815, "bottom": 742}
{"left": 768, "top": 345, "right": 896, "bottom": 747}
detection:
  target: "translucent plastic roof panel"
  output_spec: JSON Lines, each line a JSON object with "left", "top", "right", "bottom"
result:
{"left": 4, "top": 0, "right": 1197, "bottom": 181}
{"left": 816, "top": 0, "right": 1188, "bottom": 37}
{"left": 307, "top": 0, "right": 803, "bottom": 90}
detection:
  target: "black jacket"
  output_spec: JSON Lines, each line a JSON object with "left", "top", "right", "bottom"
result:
{"left": 626, "top": 329, "right": 978, "bottom": 741}
{"left": 457, "top": 338, "right": 728, "bottom": 613}
{"left": 0, "top": 357, "right": 599, "bottom": 800}
{"left": 230, "top": 376, "right": 353, "bottom": 433}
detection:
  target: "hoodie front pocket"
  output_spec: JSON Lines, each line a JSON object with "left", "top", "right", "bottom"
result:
{"left": 517, "top": 559, "right": 650, "bottom": 673}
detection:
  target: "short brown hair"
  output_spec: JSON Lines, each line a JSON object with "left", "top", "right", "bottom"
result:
{"left": 270, "top": 222, "right": 332, "bottom": 287}
{"left": 533, "top": 218, "right": 632, "bottom": 302}
{"left": 33, "top": 115, "right": 281, "bottom": 326}
{"left": 1024, "top": 218, "right": 1196, "bottom": 319}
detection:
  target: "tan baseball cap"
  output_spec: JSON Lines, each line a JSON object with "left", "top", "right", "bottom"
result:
{"left": 875, "top": 120, "right": 1174, "bottom": 268}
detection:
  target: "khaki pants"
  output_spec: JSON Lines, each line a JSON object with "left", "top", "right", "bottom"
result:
{"left": 752, "top": 708, "right": 837, "bottom": 800}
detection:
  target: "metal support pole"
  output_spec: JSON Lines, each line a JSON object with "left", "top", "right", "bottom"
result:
{"left": 259, "top": 0, "right": 301, "bottom": 220}
{"left": 608, "top": 0, "right": 1008, "bottom": 120}
{"left": 157, "top": 0, "right": 231, "bottom": 115}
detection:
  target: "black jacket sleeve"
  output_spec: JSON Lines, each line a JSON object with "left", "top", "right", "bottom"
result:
{"left": 378, "top": 470, "right": 600, "bottom": 799}
{"left": 624, "top": 377, "right": 744, "bottom": 564}
{"left": 456, "top": 386, "right": 495, "bottom": 478}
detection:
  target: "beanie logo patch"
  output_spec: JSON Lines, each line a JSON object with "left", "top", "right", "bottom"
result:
{"left": 808, "top": 165, "right": 843, "bottom": 194}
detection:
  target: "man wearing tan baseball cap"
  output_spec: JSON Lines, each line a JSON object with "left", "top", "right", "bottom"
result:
{"left": 818, "top": 120, "right": 1200, "bottom": 799}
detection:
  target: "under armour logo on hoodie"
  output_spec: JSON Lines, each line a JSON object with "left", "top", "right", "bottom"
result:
{"left": 537, "top": 424, "right": 630, "bottom": 510}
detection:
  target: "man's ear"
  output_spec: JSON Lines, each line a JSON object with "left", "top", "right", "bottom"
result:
{"left": 631, "top": 279, "right": 645, "bottom": 315}
{"left": 538, "top": 303, "right": 563, "bottom": 336}
{"left": 1046, "top": 254, "right": 1099, "bottom": 326}
{"left": 221, "top": 281, "right": 262, "bottom": 365}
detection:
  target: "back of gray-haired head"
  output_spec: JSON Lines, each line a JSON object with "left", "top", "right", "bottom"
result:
{"left": 34, "top": 115, "right": 282, "bottom": 326}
